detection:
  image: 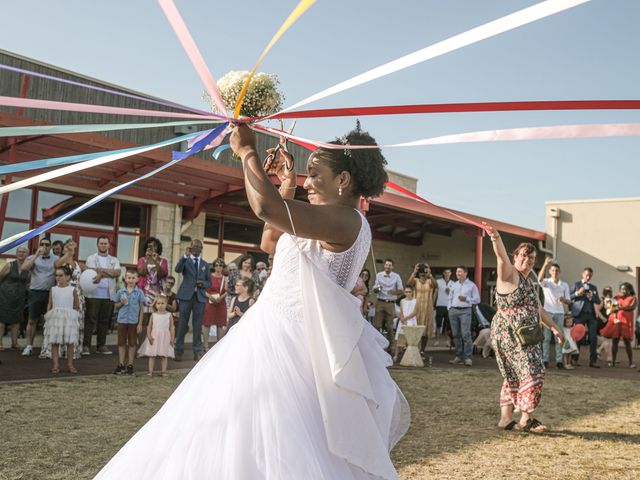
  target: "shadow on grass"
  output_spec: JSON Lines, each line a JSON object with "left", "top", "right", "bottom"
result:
{"left": 390, "top": 365, "right": 640, "bottom": 473}
{"left": 545, "top": 430, "right": 640, "bottom": 444}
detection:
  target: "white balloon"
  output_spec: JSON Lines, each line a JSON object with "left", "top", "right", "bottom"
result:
{"left": 79, "top": 269, "right": 99, "bottom": 294}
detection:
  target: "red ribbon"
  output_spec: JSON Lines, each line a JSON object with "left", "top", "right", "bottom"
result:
{"left": 384, "top": 180, "right": 492, "bottom": 234}
{"left": 247, "top": 100, "right": 640, "bottom": 121}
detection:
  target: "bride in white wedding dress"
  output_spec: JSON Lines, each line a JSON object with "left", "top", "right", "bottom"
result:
{"left": 95, "top": 124, "right": 410, "bottom": 480}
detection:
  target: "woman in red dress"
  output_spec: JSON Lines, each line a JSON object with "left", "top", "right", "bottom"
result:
{"left": 203, "top": 259, "right": 228, "bottom": 350}
{"left": 607, "top": 282, "right": 637, "bottom": 368}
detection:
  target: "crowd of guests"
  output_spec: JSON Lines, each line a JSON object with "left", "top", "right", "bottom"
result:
{"left": 352, "top": 256, "right": 639, "bottom": 374}
{"left": 1, "top": 234, "right": 637, "bottom": 386}
{"left": 0, "top": 235, "right": 271, "bottom": 376}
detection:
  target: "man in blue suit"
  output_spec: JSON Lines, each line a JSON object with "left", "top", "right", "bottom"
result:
{"left": 570, "top": 267, "right": 601, "bottom": 368}
{"left": 174, "top": 239, "right": 211, "bottom": 361}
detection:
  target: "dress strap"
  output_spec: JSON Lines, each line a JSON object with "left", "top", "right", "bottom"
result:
{"left": 283, "top": 199, "right": 297, "bottom": 237}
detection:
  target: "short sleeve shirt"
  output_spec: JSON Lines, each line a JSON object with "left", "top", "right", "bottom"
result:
{"left": 112, "top": 287, "right": 145, "bottom": 324}
{"left": 29, "top": 254, "right": 59, "bottom": 291}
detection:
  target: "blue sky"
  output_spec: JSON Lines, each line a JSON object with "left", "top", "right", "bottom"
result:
{"left": 2, "top": 0, "right": 639, "bottom": 231}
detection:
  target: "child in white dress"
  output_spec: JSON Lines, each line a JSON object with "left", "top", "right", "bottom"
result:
{"left": 394, "top": 286, "right": 418, "bottom": 362}
{"left": 562, "top": 313, "right": 579, "bottom": 370}
{"left": 138, "top": 295, "right": 175, "bottom": 377}
{"left": 43, "top": 266, "right": 80, "bottom": 374}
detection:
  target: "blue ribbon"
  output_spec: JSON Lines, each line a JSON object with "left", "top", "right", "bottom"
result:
{"left": 212, "top": 143, "right": 232, "bottom": 159}
{"left": 172, "top": 123, "right": 229, "bottom": 161}
{"left": 0, "top": 123, "right": 229, "bottom": 254}
{"left": 0, "top": 130, "right": 207, "bottom": 175}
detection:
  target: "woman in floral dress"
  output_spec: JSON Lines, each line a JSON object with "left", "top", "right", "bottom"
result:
{"left": 487, "top": 228, "right": 564, "bottom": 433}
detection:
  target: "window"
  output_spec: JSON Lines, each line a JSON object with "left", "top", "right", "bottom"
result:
{"left": 0, "top": 187, "right": 150, "bottom": 265}
{"left": 0, "top": 221, "right": 30, "bottom": 255}
{"left": 6, "top": 189, "right": 32, "bottom": 219}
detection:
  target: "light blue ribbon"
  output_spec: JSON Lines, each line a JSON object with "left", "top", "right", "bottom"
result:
{"left": 0, "top": 123, "right": 228, "bottom": 253}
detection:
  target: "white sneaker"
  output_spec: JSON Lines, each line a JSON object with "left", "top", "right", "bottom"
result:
{"left": 81, "top": 346, "right": 90, "bottom": 356}
{"left": 449, "top": 357, "right": 463, "bottom": 365}
{"left": 464, "top": 359, "right": 473, "bottom": 366}
{"left": 21, "top": 345, "right": 33, "bottom": 356}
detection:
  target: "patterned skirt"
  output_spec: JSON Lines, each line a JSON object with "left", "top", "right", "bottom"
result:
{"left": 491, "top": 309, "right": 545, "bottom": 413}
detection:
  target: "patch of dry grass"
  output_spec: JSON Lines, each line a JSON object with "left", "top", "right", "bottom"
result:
{"left": 0, "top": 368, "right": 638, "bottom": 479}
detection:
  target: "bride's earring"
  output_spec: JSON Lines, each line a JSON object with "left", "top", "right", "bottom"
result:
{"left": 338, "top": 186, "right": 343, "bottom": 196}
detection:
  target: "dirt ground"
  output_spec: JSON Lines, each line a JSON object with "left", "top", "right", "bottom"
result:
{"left": 0, "top": 363, "right": 638, "bottom": 479}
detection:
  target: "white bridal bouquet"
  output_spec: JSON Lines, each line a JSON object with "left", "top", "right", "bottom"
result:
{"left": 205, "top": 70, "right": 284, "bottom": 118}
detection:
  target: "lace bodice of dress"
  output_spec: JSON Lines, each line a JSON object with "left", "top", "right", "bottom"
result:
{"left": 266, "top": 210, "right": 371, "bottom": 296}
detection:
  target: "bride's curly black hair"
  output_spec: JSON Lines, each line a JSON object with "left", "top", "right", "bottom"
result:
{"left": 314, "top": 121, "right": 388, "bottom": 198}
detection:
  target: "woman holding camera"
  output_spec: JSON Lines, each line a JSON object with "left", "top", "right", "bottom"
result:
{"left": 407, "top": 263, "right": 438, "bottom": 353}
{"left": 487, "top": 227, "right": 563, "bottom": 433}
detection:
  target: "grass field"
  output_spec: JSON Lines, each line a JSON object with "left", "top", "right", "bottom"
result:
{"left": 1, "top": 367, "right": 638, "bottom": 479}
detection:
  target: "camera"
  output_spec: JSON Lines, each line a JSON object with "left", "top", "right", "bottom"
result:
{"left": 417, "top": 263, "right": 428, "bottom": 275}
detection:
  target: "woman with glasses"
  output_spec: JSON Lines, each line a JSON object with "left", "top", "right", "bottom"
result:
{"left": 203, "top": 259, "right": 228, "bottom": 348}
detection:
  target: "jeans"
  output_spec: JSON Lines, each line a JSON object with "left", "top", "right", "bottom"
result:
{"left": 449, "top": 307, "right": 473, "bottom": 360}
{"left": 435, "top": 306, "right": 449, "bottom": 334}
{"left": 175, "top": 294, "right": 205, "bottom": 354}
{"left": 84, "top": 298, "right": 113, "bottom": 349}
{"left": 574, "top": 310, "right": 598, "bottom": 364}
{"left": 542, "top": 312, "right": 564, "bottom": 363}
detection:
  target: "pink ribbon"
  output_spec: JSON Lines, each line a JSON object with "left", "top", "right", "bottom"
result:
{"left": 254, "top": 123, "right": 640, "bottom": 150}
{"left": 0, "top": 96, "right": 219, "bottom": 120}
{"left": 158, "top": 0, "right": 228, "bottom": 118}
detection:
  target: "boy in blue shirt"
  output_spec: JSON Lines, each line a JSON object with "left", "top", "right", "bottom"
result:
{"left": 112, "top": 269, "right": 145, "bottom": 375}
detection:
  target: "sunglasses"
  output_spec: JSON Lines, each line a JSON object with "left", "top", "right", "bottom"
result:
{"left": 40, "top": 243, "right": 51, "bottom": 247}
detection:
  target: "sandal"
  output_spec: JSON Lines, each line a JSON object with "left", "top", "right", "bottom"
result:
{"left": 51, "top": 367, "right": 60, "bottom": 374}
{"left": 496, "top": 420, "right": 517, "bottom": 431}
{"left": 516, "top": 418, "right": 548, "bottom": 433}
{"left": 67, "top": 365, "right": 78, "bottom": 374}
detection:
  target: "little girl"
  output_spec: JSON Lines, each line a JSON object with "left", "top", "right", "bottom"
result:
{"left": 562, "top": 313, "right": 579, "bottom": 370}
{"left": 393, "top": 286, "right": 418, "bottom": 363}
{"left": 138, "top": 295, "right": 175, "bottom": 377}
{"left": 43, "top": 266, "right": 80, "bottom": 374}
{"left": 227, "top": 278, "right": 255, "bottom": 330}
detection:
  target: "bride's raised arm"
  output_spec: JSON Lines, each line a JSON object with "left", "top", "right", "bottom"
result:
{"left": 230, "top": 124, "right": 371, "bottom": 249}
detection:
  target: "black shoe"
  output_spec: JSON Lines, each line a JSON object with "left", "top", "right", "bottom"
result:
{"left": 126, "top": 364, "right": 134, "bottom": 375}
{"left": 113, "top": 363, "right": 125, "bottom": 375}
{"left": 543, "top": 361, "right": 549, "bottom": 368}
{"left": 556, "top": 362, "right": 564, "bottom": 369}
{"left": 589, "top": 362, "right": 601, "bottom": 369}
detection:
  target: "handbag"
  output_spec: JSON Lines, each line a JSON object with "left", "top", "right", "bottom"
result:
{"left": 515, "top": 323, "right": 544, "bottom": 346}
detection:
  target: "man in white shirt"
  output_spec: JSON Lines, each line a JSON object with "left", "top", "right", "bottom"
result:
{"left": 448, "top": 266, "right": 480, "bottom": 366}
{"left": 538, "top": 257, "right": 571, "bottom": 369}
{"left": 373, "top": 259, "right": 404, "bottom": 349}
{"left": 84, "top": 236, "right": 121, "bottom": 355}
{"left": 435, "top": 269, "right": 454, "bottom": 346}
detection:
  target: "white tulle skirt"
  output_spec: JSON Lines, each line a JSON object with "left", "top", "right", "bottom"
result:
{"left": 43, "top": 308, "right": 79, "bottom": 346}
{"left": 95, "top": 254, "right": 409, "bottom": 480}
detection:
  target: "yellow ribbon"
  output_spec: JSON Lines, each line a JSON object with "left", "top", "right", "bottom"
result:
{"left": 233, "top": 0, "right": 316, "bottom": 119}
